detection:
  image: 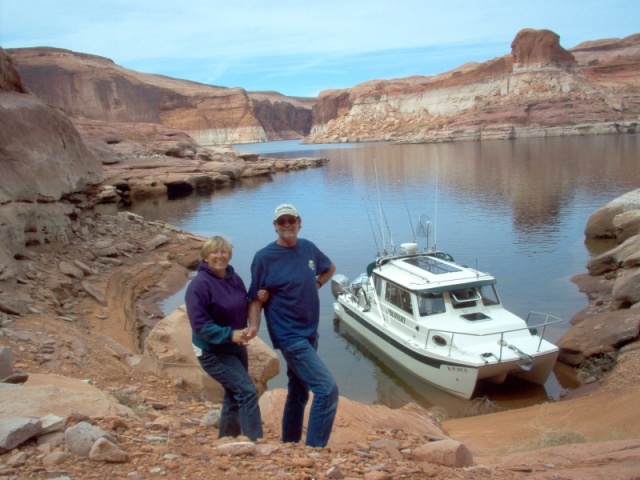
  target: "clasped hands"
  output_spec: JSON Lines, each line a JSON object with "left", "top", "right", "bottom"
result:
{"left": 231, "top": 289, "right": 268, "bottom": 345}
{"left": 232, "top": 326, "right": 258, "bottom": 345}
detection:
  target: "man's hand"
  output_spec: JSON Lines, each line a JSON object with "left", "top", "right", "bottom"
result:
{"left": 257, "top": 289, "right": 269, "bottom": 303}
{"left": 241, "top": 326, "right": 258, "bottom": 341}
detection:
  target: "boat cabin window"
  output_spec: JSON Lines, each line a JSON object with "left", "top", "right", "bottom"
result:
{"left": 450, "top": 288, "right": 480, "bottom": 309}
{"left": 418, "top": 293, "right": 445, "bottom": 316}
{"left": 479, "top": 284, "right": 500, "bottom": 306}
{"left": 385, "top": 283, "right": 413, "bottom": 314}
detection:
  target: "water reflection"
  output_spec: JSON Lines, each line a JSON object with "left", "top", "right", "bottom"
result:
{"left": 121, "top": 135, "right": 639, "bottom": 415}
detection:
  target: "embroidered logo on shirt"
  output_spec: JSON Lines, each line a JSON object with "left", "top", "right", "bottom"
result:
{"left": 308, "top": 260, "right": 315, "bottom": 271}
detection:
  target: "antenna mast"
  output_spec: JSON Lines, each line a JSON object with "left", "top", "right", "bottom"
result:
{"left": 374, "top": 158, "right": 387, "bottom": 255}
{"left": 433, "top": 153, "right": 439, "bottom": 251}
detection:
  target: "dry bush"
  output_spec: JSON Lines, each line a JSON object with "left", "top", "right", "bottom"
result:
{"left": 501, "top": 403, "right": 586, "bottom": 453}
{"left": 463, "top": 396, "right": 504, "bottom": 417}
{"left": 575, "top": 352, "right": 618, "bottom": 384}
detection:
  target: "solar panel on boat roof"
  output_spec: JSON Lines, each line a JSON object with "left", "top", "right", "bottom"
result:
{"left": 403, "top": 256, "right": 461, "bottom": 275}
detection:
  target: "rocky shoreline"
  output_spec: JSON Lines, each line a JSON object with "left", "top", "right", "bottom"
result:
{"left": 1, "top": 181, "right": 640, "bottom": 478}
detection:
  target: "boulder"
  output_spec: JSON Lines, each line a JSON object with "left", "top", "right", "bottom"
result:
{"left": 64, "top": 421, "right": 116, "bottom": 457}
{"left": 587, "top": 235, "right": 640, "bottom": 275}
{"left": 613, "top": 211, "right": 640, "bottom": 244}
{"left": 411, "top": 438, "right": 474, "bottom": 468}
{"left": 88, "top": 437, "right": 128, "bottom": 463}
{"left": 612, "top": 268, "right": 640, "bottom": 306}
{"left": 0, "top": 417, "right": 41, "bottom": 453}
{"left": 557, "top": 309, "right": 640, "bottom": 365}
{"left": 135, "top": 305, "right": 279, "bottom": 402}
{"left": 584, "top": 189, "right": 640, "bottom": 239}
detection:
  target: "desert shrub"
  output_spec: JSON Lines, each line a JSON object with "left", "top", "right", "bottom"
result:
{"left": 575, "top": 352, "right": 618, "bottom": 384}
{"left": 463, "top": 396, "right": 504, "bottom": 417}
{"left": 532, "top": 427, "right": 586, "bottom": 449}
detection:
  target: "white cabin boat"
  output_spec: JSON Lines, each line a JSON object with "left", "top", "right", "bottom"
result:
{"left": 331, "top": 242, "right": 562, "bottom": 399}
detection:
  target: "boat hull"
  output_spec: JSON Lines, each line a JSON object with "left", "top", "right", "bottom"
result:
{"left": 334, "top": 300, "right": 558, "bottom": 400}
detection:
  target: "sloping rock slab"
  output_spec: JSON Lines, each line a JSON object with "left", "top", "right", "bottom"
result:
{"left": 0, "top": 374, "right": 132, "bottom": 420}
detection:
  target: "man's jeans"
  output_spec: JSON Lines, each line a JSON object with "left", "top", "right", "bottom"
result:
{"left": 280, "top": 337, "right": 339, "bottom": 447}
{"left": 198, "top": 348, "right": 263, "bottom": 441}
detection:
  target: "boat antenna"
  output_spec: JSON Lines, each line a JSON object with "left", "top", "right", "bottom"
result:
{"left": 382, "top": 206, "right": 396, "bottom": 255}
{"left": 373, "top": 158, "right": 389, "bottom": 256}
{"left": 363, "top": 198, "right": 381, "bottom": 257}
{"left": 433, "top": 153, "right": 439, "bottom": 251}
{"left": 367, "top": 195, "right": 385, "bottom": 251}
{"left": 403, "top": 192, "right": 416, "bottom": 243}
{"left": 417, "top": 214, "right": 431, "bottom": 250}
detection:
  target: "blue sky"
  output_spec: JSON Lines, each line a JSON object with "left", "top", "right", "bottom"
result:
{"left": 1, "top": 1, "right": 638, "bottom": 97}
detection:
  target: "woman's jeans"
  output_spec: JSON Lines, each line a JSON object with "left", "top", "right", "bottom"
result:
{"left": 279, "top": 337, "right": 339, "bottom": 447}
{"left": 198, "top": 348, "right": 263, "bottom": 441}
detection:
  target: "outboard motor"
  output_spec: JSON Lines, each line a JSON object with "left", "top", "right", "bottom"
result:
{"left": 331, "top": 274, "right": 349, "bottom": 299}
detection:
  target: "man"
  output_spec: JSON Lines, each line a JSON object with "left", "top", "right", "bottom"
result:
{"left": 247, "top": 203, "right": 338, "bottom": 448}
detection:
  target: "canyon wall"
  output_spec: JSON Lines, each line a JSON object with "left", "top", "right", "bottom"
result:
{"left": 7, "top": 29, "right": 639, "bottom": 146}
{"left": 0, "top": 48, "right": 103, "bottom": 278}
{"left": 7, "top": 47, "right": 313, "bottom": 145}
{"left": 307, "top": 29, "right": 640, "bottom": 144}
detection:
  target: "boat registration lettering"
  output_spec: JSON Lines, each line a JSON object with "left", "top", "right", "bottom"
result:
{"left": 447, "top": 366, "right": 468, "bottom": 373}
{"left": 387, "top": 309, "right": 407, "bottom": 323}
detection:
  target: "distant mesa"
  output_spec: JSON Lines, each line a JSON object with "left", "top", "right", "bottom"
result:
{"left": 5, "top": 27, "right": 640, "bottom": 147}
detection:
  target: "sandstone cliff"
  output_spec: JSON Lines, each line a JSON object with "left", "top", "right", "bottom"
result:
{"left": 0, "top": 48, "right": 103, "bottom": 282}
{"left": 306, "top": 29, "right": 640, "bottom": 143}
{"left": 6, "top": 47, "right": 314, "bottom": 145}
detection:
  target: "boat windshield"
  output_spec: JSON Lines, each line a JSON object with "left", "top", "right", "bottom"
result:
{"left": 418, "top": 292, "right": 446, "bottom": 316}
{"left": 479, "top": 284, "right": 500, "bottom": 306}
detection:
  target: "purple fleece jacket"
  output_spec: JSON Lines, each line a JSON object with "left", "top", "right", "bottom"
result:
{"left": 185, "top": 261, "right": 249, "bottom": 354}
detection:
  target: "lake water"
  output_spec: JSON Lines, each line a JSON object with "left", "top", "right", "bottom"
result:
{"left": 126, "top": 135, "right": 640, "bottom": 416}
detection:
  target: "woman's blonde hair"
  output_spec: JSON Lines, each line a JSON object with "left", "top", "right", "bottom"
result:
{"left": 200, "top": 236, "right": 233, "bottom": 260}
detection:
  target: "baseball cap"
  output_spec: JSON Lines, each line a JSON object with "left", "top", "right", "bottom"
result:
{"left": 273, "top": 204, "right": 300, "bottom": 221}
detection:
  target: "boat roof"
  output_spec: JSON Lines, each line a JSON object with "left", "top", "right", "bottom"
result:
{"left": 372, "top": 252, "right": 496, "bottom": 294}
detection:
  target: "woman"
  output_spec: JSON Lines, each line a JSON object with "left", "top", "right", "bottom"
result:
{"left": 185, "top": 236, "right": 267, "bottom": 441}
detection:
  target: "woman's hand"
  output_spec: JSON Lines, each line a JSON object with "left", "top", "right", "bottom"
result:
{"left": 241, "top": 326, "right": 258, "bottom": 341}
{"left": 231, "top": 329, "right": 250, "bottom": 345}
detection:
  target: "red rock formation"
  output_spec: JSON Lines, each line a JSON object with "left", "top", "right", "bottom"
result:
{"left": 0, "top": 47, "right": 28, "bottom": 93}
{"left": 7, "top": 47, "right": 313, "bottom": 145}
{"left": 0, "top": 48, "right": 102, "bottom": 273}
{"left": 511, "top": 28, "right": 577, "bottom": 68}
{"left": 307, "top": 29, "right": 639, "bottom": 144}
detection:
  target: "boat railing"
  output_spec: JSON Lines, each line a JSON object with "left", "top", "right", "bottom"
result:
{"left": 525, "top": 311, "right": 563, "bottom": 352}
{"left": 424, "top": 312, "right": 562, "bottom": 361}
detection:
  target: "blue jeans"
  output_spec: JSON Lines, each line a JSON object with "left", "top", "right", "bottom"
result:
{"left": 279, "top": 337, "right": 339, "bottom": 447}
{"left": 198, "top": 348, "right": 263, "bottom": 441}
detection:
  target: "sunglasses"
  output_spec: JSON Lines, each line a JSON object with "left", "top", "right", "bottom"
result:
{"left": 276, "top": 217, "right": 298, "bottom": 226}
